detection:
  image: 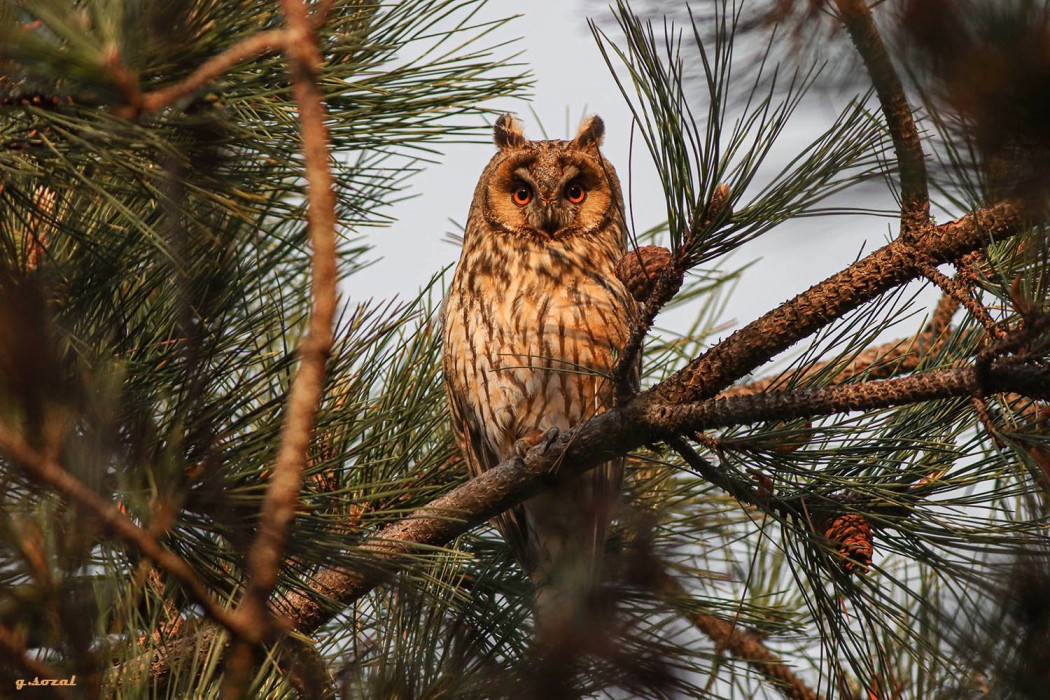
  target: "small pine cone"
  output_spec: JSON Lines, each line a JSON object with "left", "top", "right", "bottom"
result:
{"left": 615, "top": 245, "right": 673, "bottom": 303}
{"left": 704, "top": 182, "right": 732, "bottom": 224}
{"left": 825, "top": 513, "right": 873, "bottom": 576}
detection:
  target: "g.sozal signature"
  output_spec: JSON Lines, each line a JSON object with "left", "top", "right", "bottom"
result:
{"left": 15, "top": 675, "right": 77, "bottom": 690}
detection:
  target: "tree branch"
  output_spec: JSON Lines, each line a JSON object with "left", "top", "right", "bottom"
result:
{"left": 658, "top": 571, "right": 825, "bottom": 700}
{"left": 280, "top": 359, "right": 1049, "bottom": 636}
{"left": 721, "top": 282, "right": 963, "bottom": 399}
{"left": 654, "top": 200, "right": 1023, "bottom": 406}
{"left": 0, "top": 427, "right": 250, "bottom": 640}
{"left": 139, "top": 200, "right": 1032, "bottom": 682}
{"left": 613, "top": 185, "right": 732, "bottom": 401}
{"left": 140, "top": 30, "right": 289, "bottom": 113}
{"left": 644, "top": 362, "right": 1050, "bottom": 436}
{"left": 834, "top": 0, "right": 929, "bottom": 236}
{"left": 221, "top": 0, "right": 339, "bottom": 693}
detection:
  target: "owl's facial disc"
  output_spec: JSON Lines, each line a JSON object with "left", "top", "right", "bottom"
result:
{"left": 510, "top": 165, "right": 588, "bottom": 236}
{"left": 482, "top": 138, "right": 616, "bottom": 243}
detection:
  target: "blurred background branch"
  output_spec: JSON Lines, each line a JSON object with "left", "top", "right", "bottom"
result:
{"left": 1, "top": 1, "right": 1049, "bottom": 698}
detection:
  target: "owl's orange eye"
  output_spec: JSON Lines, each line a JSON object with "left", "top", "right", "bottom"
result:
{"left": 511, "top": 186, "right": 532, "bottom": 206}
{"left": 565, "top": 183, "right": 586, "bottom": 204}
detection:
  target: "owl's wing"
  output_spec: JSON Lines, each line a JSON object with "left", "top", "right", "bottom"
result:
{"left": 445, "top": 381, "right": 540, "bottom": 573}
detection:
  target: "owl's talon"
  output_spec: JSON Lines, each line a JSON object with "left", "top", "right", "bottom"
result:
{"left": 514, "top": 428, "right": 561, "bottom": 458}
{"left": 541, "top": 427, "right": 560, "bottom": 453}
{"left": 513, "top": 436, "right": 535, "bottom": 458}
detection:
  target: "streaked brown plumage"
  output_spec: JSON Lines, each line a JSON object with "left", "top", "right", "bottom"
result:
{"left": 441, "top": 114, "right": 637, "bottom": 628}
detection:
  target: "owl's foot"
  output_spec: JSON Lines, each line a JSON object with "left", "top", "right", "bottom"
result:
{"left": 513, "top": 427, "right": 561, "bottom": 458}
{"left": 540, "top": 427, "right": 561, "bottom": 452}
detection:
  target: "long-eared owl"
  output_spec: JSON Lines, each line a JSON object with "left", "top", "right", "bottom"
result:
{"left": 441, "top": 114, "right": 638, "bottom": 626}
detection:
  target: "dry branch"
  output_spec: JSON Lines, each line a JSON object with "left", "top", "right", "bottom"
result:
{"left": 221, "top": 0, "right": 340, "bottom": 694}
{"left": 658, "top": 572, "right": 825, "bottom": 700}
{"left": 141, "top": 30, "right": 289, "bottom": 113}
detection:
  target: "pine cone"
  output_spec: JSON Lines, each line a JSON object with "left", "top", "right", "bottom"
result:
{"left": 704, "top": 182, "right": 732, "bottom": 224}
{"left": 615, "top": 245, "right": 673, "bottom": 303}
{"left": 825, "top": 513, "right": 873, "bottom": 576}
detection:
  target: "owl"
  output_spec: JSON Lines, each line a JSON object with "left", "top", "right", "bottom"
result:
{"left": 441, "top": 114, "right": 638, "bottom": 633}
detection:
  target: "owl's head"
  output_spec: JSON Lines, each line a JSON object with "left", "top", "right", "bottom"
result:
{"left": 474, "top": 114, "right": 624, "bottom": 240}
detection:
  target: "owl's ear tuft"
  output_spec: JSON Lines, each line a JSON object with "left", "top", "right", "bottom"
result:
{"left": 572, "top": 115, "right": 605, "bottom": 149}
{"left": 494, "top": 114, "right": 526, "bottom": 150}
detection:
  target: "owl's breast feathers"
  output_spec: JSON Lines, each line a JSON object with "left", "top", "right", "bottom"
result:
{"left": 442, "top": 232, "right": 633, "bottom": 464}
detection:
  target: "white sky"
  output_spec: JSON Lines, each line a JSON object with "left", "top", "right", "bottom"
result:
{"left": 345, "top": 0, "right": 932, "bottom": 362}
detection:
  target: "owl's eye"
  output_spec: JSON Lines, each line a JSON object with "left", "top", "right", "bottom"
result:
{"left": 565, "top": 182, "right": 586, "bottom": 204}
{"left": 511, "top": 186, "right": 532, "bottom": 206}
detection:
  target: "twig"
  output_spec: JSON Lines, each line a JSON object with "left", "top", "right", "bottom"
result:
{"left": 657, "top": 571, "right": 825, "bottom": 700}
{"left": 221, "top": 0, "right": 339, "bottom": 695}
{"left": 614, "top": 254, "right": 687, "bottom": 401}
{"left": 912, "top": 251, "right": 1002, "bottom": 337}
{"left": 105, "top": 45, "right": 144, "bottom": 118}
{"left": 667, "top": 435, "right": 761, "bottom": 506}
{"left": 834, "top": 0, "right": 929, "bottom": 237}
{"left": 0, "top": 427, "right": 250, "bottom": 640}
{"left": 139, "top": 30, "right": 289, "bottom": 113}
{"left": 613, "top": 184, "right": 732, "bottom": 401}
{"left": 970, "top": 395, "right": 1006, "bottom": 449}
{"left": 927, "top": 288, "right": 961, "bottom": 338}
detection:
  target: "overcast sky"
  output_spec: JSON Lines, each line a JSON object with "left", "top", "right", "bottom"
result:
{"left": 345, "top": 0, "right": 927, "bottom": 355}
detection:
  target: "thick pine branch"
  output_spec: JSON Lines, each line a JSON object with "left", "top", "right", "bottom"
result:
{"left": 653, "top": 200, "right": 1022, "bottom": 406}
{"left": 646, "top": 361, "right": 1049, "bottom": 434}
{"left": 722, "top": 287, "right": 961, "bottom": 398}
{"left": 274, "top": 357, "right": 1050, "bottom": 632}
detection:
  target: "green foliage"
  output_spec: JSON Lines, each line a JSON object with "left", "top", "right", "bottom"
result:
{"left": 1, "top": 0, "right": 1049, "bottom": 698}
{"left": 592, "top": 0, "right": 890, "bottom": 263}
{"left": 0, "top": 0, "right": 527, "bottom": 695}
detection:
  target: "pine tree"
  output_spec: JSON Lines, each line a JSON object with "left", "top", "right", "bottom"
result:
{"left": 0, "top": 1, "right": 1048, "bottom": 699}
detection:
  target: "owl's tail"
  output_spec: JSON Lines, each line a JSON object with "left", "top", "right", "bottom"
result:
{"left": 522, "top": 457, "right": 623, "bottom": 646}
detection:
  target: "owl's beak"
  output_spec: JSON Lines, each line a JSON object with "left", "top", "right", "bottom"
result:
{"left": 539, "top": 202, "right": 559, "bottom": 235}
